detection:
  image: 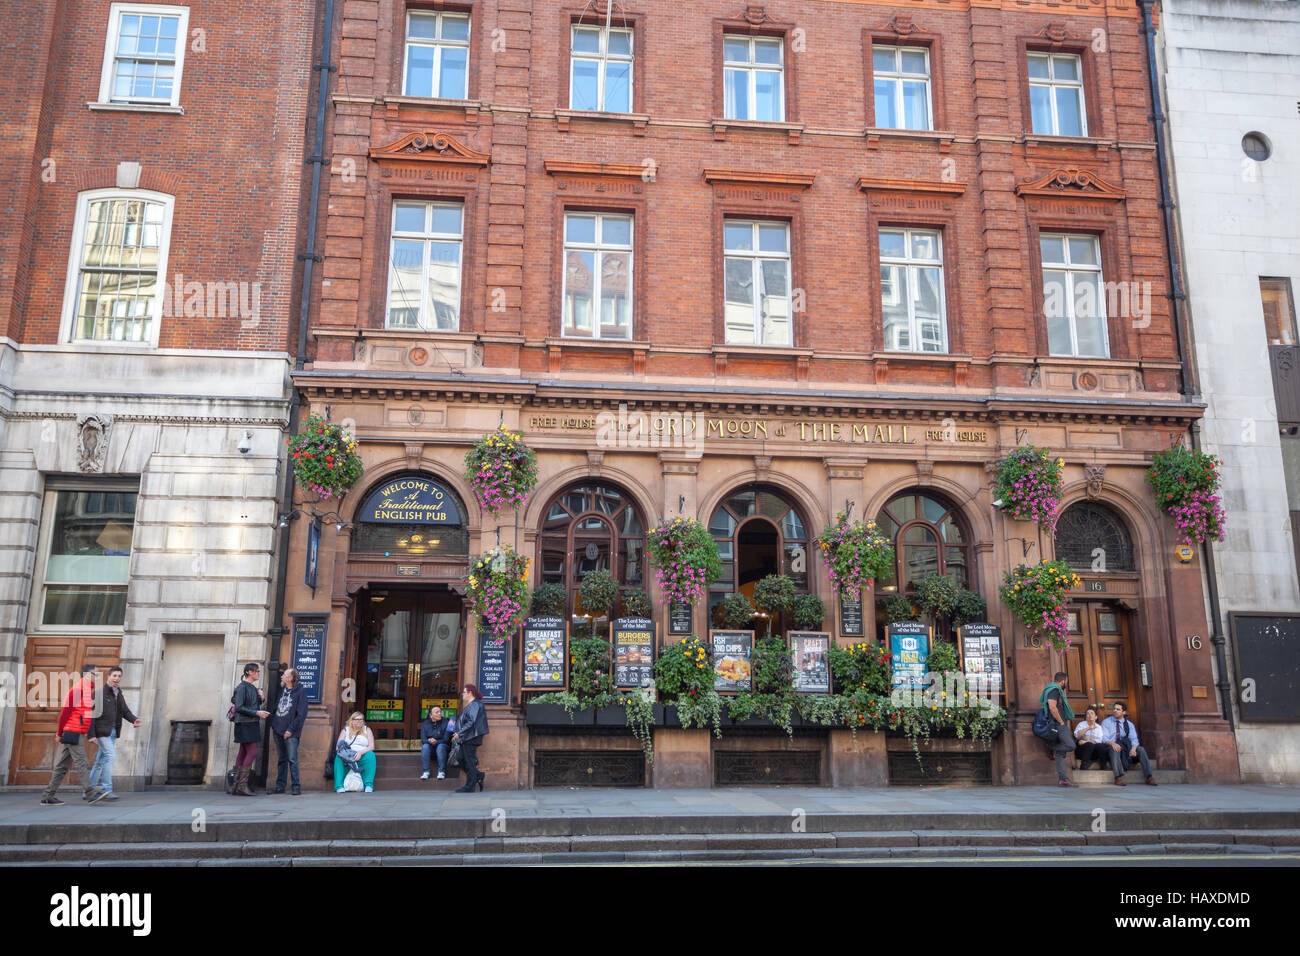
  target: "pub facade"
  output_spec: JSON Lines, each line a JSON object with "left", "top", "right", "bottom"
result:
{"left": 282, "top": 0, "right": 1239, "bottom": 788}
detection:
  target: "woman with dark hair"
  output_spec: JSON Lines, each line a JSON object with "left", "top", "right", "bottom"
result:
{"left": 231, "top": 662, "right": 269, "bottom": 796}
{"left": 452, "top": 683, "right": 489, "bottom": 793}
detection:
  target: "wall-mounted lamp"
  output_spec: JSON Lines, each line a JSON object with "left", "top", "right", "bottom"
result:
{"left": 278, "top": 510, "right": 301, "bottom": 529}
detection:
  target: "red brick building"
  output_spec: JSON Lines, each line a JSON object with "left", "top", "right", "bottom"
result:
{"left": 287, "top": 0, "right": 1238, "bottom": 788}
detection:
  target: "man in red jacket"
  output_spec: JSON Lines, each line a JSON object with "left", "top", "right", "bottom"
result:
{"left": 40, "top": 664, "right": 105, "bottom": 806}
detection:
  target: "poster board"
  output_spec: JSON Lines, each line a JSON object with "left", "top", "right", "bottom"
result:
{"left": 710, "top": 629, "right": 753, "bottom": 694}
{"left": 669, "top": 601, "right": 693, "bottom": 636}
{"left": 957, "top": 622, "right": 1004, "bottom": 697}
{"left": 290, "top": 616, "right": 326, "bottom": 704}
{"left": 788, "top": 631, "right": 831, "bottom": 694}
{"left": 476, "top": 625, "right": 510, "bottom": 705}
{"left": 888, "top": 622, "right": 932, "bottom": 691}
{"left": 521, "top": 615, "right": 568, "bottom": 690}
{"left": 839, "top": 596, "right": 864, "bottom": 637}
{"left": 613, "top": 617, "right": 656, "bottom": 689}
{"left": 1229, "top": 613, "right": 1300, "bottom": 721}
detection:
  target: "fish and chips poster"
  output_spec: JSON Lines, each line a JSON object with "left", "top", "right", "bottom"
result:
{"left": 710, "top": 630, "right": 753, "bottom": 694}
{"left": 613, "top": 617, "right": 656, "bottom": 689}
{"left": 522, "top": 615, "right": 567, "bottom": 689}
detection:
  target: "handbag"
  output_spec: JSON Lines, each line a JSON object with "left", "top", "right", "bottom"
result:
{"left": 59, "top": 730, "right": 82, "bottom": 745}
{"left": 342, "top": 769, "right": 363, "bottom": 792}
{"left": 447, "top": 741, "right": 463, "bottom": 769}
{"left": 1031, "top": 708, "right": 1059, "bottom": 742}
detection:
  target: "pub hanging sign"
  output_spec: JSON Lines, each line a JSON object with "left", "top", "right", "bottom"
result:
{"left": 357, "top": 476, "right": 463, "bottom": 525}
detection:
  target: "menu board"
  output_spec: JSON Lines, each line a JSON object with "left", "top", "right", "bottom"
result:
{"left": 888, "top": 622, "right": 932, "bottom": 691}
{"left": 789, "top": 632, "right": 831, "bottom": 694}
{"left": 669, "top": 602, "right": 693, "bottom": 635}
{"left": 957, "top": 623, "right": 1004, "bottom": 696}
{"left": 839, "top": 596, "right": 864, "bottom": 637}
{"left": 710, "top": 630, "right": 753, "bottom": 694}
{"left": 476, "top": 627, "right": 510, "bottom": 704}
{"left": 291, "top": 617, "right": 326, "bottom": 704}
{"left": 521, "top": 615, "right": 567, "bottom": 690}
{"left": 613, "top": 617, "right": 656, "bottom": 689}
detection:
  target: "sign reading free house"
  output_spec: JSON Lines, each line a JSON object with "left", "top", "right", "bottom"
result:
{"left": 358, "top": 476, "right": 463, "bottom": 524}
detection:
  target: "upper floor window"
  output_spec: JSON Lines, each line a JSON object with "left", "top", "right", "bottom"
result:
{"left": 872, "top": 45, "right": 932, "bottom": 131}
{"left": 723, "top": 35, "right": 784, "bottom": 122}
{"left": 724, "top": 220, "right": 791, "bottom": 346}
{"left": 563, "top": 212, "right": 633, "bottom": 340}
{"left": 880, "top": 228, "right": 947, "bottom": 353}
{"left": 570, "top": 25, "right": 633, "bottom": 112}
{"left": 36, "top": 487, "right": 138, "bottom": 629}
{"left": 404, "top": 11, "right": 470, "bottom": 99}
{"left": 1028, "top": 52, "right": 1085, "bottom": 136}
{"left": 1262, "top": 277, "right": 1297, "bottom": 346}
{"left": 99, "top": 4, "right": 190, "bottom": 107}
{"left": 1041, "top": 233, "right": 1108, "bottom": 357}
{"left": 385, "top": 201, "right": 463, "bottom": 331}
{"left": 63, "top": 190, "right": 174, "bottom": 344}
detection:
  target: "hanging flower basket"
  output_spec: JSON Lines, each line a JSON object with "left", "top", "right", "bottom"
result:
{"left": 286, "top": 414, "right": 363, "bottom": 501}
{"left": 993, "top": 445, "right": 1064, "bottom": 535}
{"left": 646, "top": 517, "right": 722, "bottom": 607}
{"left": 998, "top": 559, "right": 1082, "bottom": 652}
{"left": 464, "top": 426, "right": 538, "bottom": 518}
{"left": 465, "top": 546, "right": 533, "bottom": 641}
{"left": 815, "top": 511, "right": 895, "bottom": 605}
{"left": 1146, "top": 446, "right": 1225, "bottom": 546}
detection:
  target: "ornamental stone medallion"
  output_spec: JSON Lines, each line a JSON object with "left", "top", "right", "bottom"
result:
{"left": 76, "top": 413, "right": 113, "bottom": 472}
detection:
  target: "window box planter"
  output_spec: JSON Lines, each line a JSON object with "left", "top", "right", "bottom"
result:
{"left": 525, "top": 702, "right": 594, "bottom": 727}
{"left": 662, "top": 704, "right": 681, "bottom": 728}
{"left": 595, "top": 705, "right": 628, "bottom": 726}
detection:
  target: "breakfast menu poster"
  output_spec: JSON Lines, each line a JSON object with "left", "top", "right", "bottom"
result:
{"left": 522, "top": 615, "right": 567, "bottom": 689}
{"left": 613, "top": 617, "right": 655, "bottom": 689}
{"left": 710, "top": 630, "right": 753, "bottom": 694}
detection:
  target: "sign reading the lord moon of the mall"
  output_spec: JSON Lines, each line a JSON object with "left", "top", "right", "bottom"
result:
{"left": 358, "top": 477, "right": 463, "bottom": 524}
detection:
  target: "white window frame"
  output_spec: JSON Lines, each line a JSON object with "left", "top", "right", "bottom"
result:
{"left": 723, "top": 34, "right": 785, "bottom": 122}
{"left": 402, "top": 10, "right": 471, "bottom": 100}
{"left": 59, "top": 188, "right": 175, "bottom": 348}
{"left": 1027, "top": 52, "right": 1087, "bottom": 137}
{"left": 97, "top": 3, "right": 190, "bottom": 108}
{"left": 569, "top": 24, "right": 634, "bottom": 112}
{"left": 724, "top": 219, "right": 792, "bottom": 347}
{"left": 879, "top": 228, "right": 948, "bottom": 353}
{"left": 1041, "top": 232, "right": 1109, "bottom": 357}
{"left": 871, "top": 45, "right": 933, "bottom": 131}
{"left": 384, "top": 200, "right": 465, "bottom": 332}
{"left": 561, "top": 212, "right": 634, "bottom": 340}
{"left": 32, "top": 482, "right": 139, "bottom": 634}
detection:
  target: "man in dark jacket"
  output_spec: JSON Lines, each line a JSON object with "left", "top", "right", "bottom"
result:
{"left": 88, "top": 665, "right": 140, "bottom": 801}
{"left": 270, "top": 668, "right": 309, "bottom": 795}
{"left": 419, "top": 705, "right": 456, "bottom": 780}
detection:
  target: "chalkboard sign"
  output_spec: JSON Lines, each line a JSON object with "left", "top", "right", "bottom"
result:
{"left": 521, "top": 616, "right": 567, "bottom": 690}
{"left": 957, "top": 623, "right": 1004, "bottom": 696}
{"left": 476, "top": 627, "right": 510, "bottom": 705}
{"left": 840, "top": 596, "right": 864, "bottom": 637}
{"left": 888, "top": 622, "right": 932, "bottom": 691}
{"left": 789, "top": 631, "right": 831, "bottom": 694}
{"left": 291, "top": 617, "right": 326, "bottom": 704}
{"left": 613, "top": 617, "right": 656, "bottom": 689}
{"left": 710, "top": 630, "right": 753, "bottom": 694}
{"left": 1229, "top": 613, "right": 1300, "bottom": 722}
{"left": 669, "top": 602, "right": 693, "bottom": 635}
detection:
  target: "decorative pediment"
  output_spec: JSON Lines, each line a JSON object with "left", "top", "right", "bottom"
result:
{"left": 1035, "top": 22, "right": 1084, "bottom": 43}
{"left": 858, "top": 176, "right": 966, "bottom": 198}
{"left": 703, "top": 169, "right": 815, "bottom": 189}
{"left": 888, "top": 14, "right": 925, "bottom": 36}
{"left": 368, "top": 129, "right": 490, "bottom": 166}
{"left": 1015, "top": 167, "right": 1126, "bottom": 201}
{"left": 736, "top": 4, "right": 776, "bottom": 26}
{"left": 544, "top": 160, "right": 651, "bottom": 181}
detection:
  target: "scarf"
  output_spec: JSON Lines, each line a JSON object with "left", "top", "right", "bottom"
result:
{"left": 1039, "top": 682, "right": 1074, "bottom": 721}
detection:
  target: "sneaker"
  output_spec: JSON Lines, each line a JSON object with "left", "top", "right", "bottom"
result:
{"left": 83, "top": 789, "right": 105, "bottom": 801}
{"left": 436, "top": 771, "right": 445, "bottom": 780}
{"left": 364, "top": 786, "right": 373, "bottom": 793}
{"left": 292, "top": 786, "right": 301, "bottom": 795}
{"left": 420, "top": 772, "right": 429, "bottom": 780}
{"left": 40, "top": 797, "right": 64, "bottom": 807}
{"left": 336, "top": 788, "right": 345, "bottom": 793}
{"left": 99, "top": 793, "right": 119, "bottom": 802}
{"left": 86, "top": 790, "right": 108, "bottom": 804}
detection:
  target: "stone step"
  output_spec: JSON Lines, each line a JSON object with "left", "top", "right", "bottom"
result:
{"left": 1073, "top": 769, "right": 1188, "bottom": 786}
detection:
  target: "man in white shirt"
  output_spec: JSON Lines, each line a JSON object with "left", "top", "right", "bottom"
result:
{"left": 1099, "top": 702, "right": 1157, "bottom": 786}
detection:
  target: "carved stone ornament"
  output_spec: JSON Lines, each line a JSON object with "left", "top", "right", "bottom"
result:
{"left": 889, "top": 14, "right": 923, "bottom": 35}
{"left": 1015, "top": 167, "right": 1128, "bottom": 200}
{"left": 1085, "top": 464, "right": 1107, "bottom": 499}
{"left": 741, "top": 5, "right": 773, "bottom": 25}
{"left": 368, "top": 130, "right": 491, "bottom": 167}
{"left": 1035, "top": 22, "right": 1083, "bottom": 43}
{"left": 916, "top": 460, "right": 935, "bottom": 484}
{"left": 76, "top": 413, "right": 113, "bottom": 473}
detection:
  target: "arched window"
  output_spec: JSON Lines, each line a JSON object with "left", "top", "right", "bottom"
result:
{"left": 1056, "top": 501, "right": 1134, "bottom": 571}
{"left": 707, "top": 486, "right": 810, "bottom": 628}
{"left": 874, "top": 490, "right": 971, "bottom": 593}
{"left": 538, "top": 482, "right": 646, "bottom": 626}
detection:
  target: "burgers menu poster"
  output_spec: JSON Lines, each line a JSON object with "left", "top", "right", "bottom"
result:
{"left": 710, "top": 630, "right": 753, "bottom": 694}
{"left": 613, "top": 617, "right": 656, "bottom": 689}
{"left": 522, "top": 615, "right": 567, "bottom": 689}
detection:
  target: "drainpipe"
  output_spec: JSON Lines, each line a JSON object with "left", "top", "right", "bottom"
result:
{"left": 1138, "top": 0, "right": 1233, "bottom": 730}
{"left": 296, "top": 0, "right": 335, "bottom": 371}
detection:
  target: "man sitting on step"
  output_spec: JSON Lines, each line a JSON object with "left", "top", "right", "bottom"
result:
{"left": 1100, "top": 701, "right": 1158, "bottom": 786}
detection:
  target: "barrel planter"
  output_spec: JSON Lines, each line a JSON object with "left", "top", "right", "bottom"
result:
{"left": 166, "top": 719, "right": 212, "bottom": 784}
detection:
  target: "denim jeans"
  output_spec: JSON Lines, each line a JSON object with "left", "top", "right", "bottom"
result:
{"left": 421, "top": 741, "right": 449, "bottom": 774}
{"left": 274, "top": 734, "right": 300, "bottom": 789}
{"left": 88, "top": 730, "right": 116, "bottom": 794}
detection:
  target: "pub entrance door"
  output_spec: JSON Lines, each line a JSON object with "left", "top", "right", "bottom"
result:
{"left": 1063, "top": 601, "right": 1138, "bottom": 726}
{"left": 357, "top": 588, "right": 463, "bottom": 748}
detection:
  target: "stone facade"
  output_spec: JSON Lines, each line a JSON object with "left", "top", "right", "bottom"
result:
{"left": 1159, "top": 0, "right": 1300, "bottom": 782}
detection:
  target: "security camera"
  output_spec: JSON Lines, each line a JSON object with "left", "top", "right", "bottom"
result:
{"left": 237, "top": 430, "right": 253, "bottom": 455}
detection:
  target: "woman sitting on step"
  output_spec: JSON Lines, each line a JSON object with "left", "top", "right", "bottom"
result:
{"left": 334, "top": 711, "right": 377, "bottom": 793}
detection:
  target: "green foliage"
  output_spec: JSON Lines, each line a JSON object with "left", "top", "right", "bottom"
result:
{"left": 620, "top": 689, "right": 656, "bottom": 761}
{"left": 674, "top": 689, "right": 724, "bottom": 737}
{"left": 816, "top": 511, "right": 896, "bottom": 602}
{"left": 796, "top": 694, "right": 853, "bottom": 727}
{"left": 914, "top": 573, "right": 959, "bottom": 620}
{"left": 464, "top": 427, "right": 538, "bottom": 518}
{"left": 927, "top": 641, "right": 960, "bottom": 674}
{"left": 647, "top": 517, "right": 722, "bottom": 605}
{"left": 827, "top": 641, "right": 892, "bottom": 696}
{"left": 753, "top": 574, "right": 796, "bottom": 614}
{"left": 568, "top": 635, "right": 614, "bottom": 700}
{"left": 718, "top": 592, "right": 756, "bottom": 628}
{"left": 288, "top": 414, "right": 363, "bottom": 500}
{"left": 881, "top": 593, "right": 918, "bottom": 625}
{"left": 619, "top": 588, "right": 652, "bottom": 618}
{"left": 465, "top": 547, "right": 532, "bottom": 641}
{"left": 1146, "top": 445, "right": 1220, "bottom": 503}
{"left": 654, "top": 637, "right": 722, "bottom": 737}
{"left": 578, "top": 568, "right": 619, "bottom": 616}
{"left": 993, "top": 444, "right": 1064, "bottom": 534}
{"left": 999, "top": 559, "right": 1081, "bottom": 651}
{"left": 792, "top": 593, "right": 826, "bottom": 630}
{"left": 952, "top": 588, "right": 987, "bottom": 626}
{"left": 530, "top": 582, "right": 567, "bottom": 618}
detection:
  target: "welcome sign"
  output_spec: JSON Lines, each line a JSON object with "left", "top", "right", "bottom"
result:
{"left": 357, "top": 476, "right": 463, "bottom": 524}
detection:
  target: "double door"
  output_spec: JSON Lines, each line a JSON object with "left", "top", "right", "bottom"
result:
{"left": 1062, "top": 602, "right": 1138, "bottom": 726}
{"left": 360, "top": 590, "right": 462, "bottom": 747}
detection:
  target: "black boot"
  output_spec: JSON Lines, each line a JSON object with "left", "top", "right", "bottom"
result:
{"left": 476, "top": 772, "right": 485, "bottom": 792}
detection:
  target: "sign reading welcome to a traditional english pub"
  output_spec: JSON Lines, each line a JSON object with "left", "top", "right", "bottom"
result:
{"left": 358, "top": 476, "right": 463, "bottom": 524}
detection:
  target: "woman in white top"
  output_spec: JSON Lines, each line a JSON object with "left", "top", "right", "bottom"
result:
{"left": 334, "top": 711, "right": 377, "bottom": 793}
{"left": 1073, "top": 706, "right": 1109, "bottom": 770}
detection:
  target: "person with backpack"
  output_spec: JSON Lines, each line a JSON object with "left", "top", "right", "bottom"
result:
{"left": 1039, "top": 671, "right": 1077, "bottom": 787}
{"left": 40, "top": 664, "right": 103, "bottom": 806}
{"left": 230, "top": 662, "right": 269, "bottom": 796}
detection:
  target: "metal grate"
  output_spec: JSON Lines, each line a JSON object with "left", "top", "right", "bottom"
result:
{"left": 714, "top": 750, "right": 821, "bottom": 786}
{"left": 888, "top": 751, "right": 992, "bottom": 785}
{"left": 534, "top": 751, "right": 646, "bottom": 787}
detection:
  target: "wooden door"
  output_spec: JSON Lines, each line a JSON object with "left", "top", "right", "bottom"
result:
{"left": 1062, "top": 603, "right": 1137, "bottom": 726}
{"left": 8, "top": 637, "right": 122, "bottom": 784}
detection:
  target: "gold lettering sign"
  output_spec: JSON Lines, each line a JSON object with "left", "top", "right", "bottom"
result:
{"left": 529, "top": 412, "right": 989, "bottom": 445}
